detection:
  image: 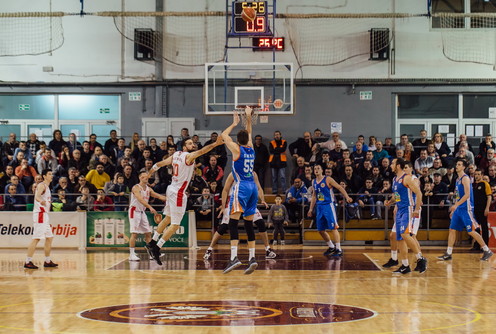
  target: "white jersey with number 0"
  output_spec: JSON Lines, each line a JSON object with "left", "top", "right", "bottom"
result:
{"left": 170, "top": 151, "right": 195, "bottom": 191}
{"left": 129, "top": 184, "right": 150, "bottom": 211}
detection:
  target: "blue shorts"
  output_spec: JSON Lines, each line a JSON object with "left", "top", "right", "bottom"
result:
{"left": 395, "top": 206, "right": 412, "bottom": 240}
{"left": 230, "top": 181, "right": 258, "bottom": 217}
{"left": 450, "top": 207, "right": 477, "bottom": 232}
{"left": 316, "top": 203, "right": 338, "bottom": 231}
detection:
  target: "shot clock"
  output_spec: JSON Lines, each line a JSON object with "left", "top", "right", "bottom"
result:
{"left": 232, "top": 1, "right": 271, "bottom": 36}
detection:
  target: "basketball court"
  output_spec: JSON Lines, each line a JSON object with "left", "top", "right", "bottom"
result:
{"left": 1, "top": 246, "right": 495, "bottom": 333}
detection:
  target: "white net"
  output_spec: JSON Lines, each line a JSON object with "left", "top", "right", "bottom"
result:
{"left": 285, "top": 16, "right": 395, "bottom": 66}
{"left": 0, "top": 14, "right": 64, "bottom": 56}
{"left": 111, "top": 12, "right": 225, "bottom": 66}
{"left": 438, "top": 13, "right": 496, "bottom": 67}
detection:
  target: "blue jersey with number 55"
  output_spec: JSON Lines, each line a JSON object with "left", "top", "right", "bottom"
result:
{"left": 232, "top": 146, "right": 255, "bottom": 182}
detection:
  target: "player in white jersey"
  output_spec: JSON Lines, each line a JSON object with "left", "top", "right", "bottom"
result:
{"left": 128, "top": 171, "right": 167, "bottom": 261}
{"left": 383, "top": 162, "right": 422, "bottom": 269}
{"left": 146, "top": 136, "right": 224, "bottom": 265}
{"left": 24, "top": 170, "right": 57, "bottom": 269}
{"left": 203, "top": 172, "right": 277, "bottom": 260}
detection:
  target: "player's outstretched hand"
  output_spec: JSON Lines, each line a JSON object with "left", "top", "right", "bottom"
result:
{"left": 261, "top": 201, "right": 268, "bottom": 209}
{"left": 150, "top": 207, "right": 157, "bottom": 215}
{"left": 233, "top": 112, "right": 240, "bottom": 126}
{"left": 245, "top": 105, "right": 253, "bottom": 117}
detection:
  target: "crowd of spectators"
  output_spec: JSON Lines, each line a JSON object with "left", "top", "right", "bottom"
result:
{"left": 2, "top": 127, "right": 496, "bottom": 234}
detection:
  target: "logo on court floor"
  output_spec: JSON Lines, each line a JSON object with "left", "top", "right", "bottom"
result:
{"left": 78, "top": 301, "right": 376, "bottom": 326}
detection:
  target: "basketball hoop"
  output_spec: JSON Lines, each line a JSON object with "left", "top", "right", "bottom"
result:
{"left": 236, "top": 105, "right": 260, "bottom": 126}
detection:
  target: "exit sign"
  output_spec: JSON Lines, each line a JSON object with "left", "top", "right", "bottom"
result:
{"left": 360, "top": 91, "right": 373, "bottom": 100}
{"left": 18, "top": 104, "right": 30, "bottom": 111}
{"left": 99, "top": 108, "right": 110, "bottom": 114}
{"left": 129, "top": 92, "right": 141, "bottom": 101}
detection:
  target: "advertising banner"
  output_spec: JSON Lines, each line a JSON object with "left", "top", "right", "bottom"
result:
{"left": 0, "top": 212, "right": 85, "bottom": 248}
{"left": 86, "top": 211, "right": 191, "bottom": 248}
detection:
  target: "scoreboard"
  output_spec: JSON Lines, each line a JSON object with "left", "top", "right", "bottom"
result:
{"left": 232, "top": 1, "right": 271, "bottom": 36}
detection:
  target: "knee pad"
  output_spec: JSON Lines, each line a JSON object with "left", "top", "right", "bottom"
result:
{"left": 228, "top": 219, "right": 239, "bottom": 240}
{"left": 244, "top": 220, "right": 256, "bottom": 241}
{"left": 217, "top": 223, "right": 229, "bottom": 236}
{"left": 254, "top": 219, "right": 266, "bottom": 232}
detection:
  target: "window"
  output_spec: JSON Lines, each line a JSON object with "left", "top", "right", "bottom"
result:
{"left": 463, "top": 94, "right": 496, "bottom": 118}
{"left": 398, "top": 95, "right": 458, "bottom": 119}
{"left": 0, "top": 95, "right": 54, "bottom": 119}
{"left": 432, "top": 0, "right": 496, "bottom": 28}
{"left": 59, "top": 95, "right": 120, "bottom": 120}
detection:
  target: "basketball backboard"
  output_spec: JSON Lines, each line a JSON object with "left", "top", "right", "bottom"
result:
{"left": 204, "top": 62, "right": 294, "bottom": 115}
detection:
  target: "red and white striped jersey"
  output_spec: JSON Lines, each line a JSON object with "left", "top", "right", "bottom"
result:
{"left": 129, "top": 184, "right": 150, "bottom": 211}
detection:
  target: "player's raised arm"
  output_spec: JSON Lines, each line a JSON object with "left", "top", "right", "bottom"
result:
{"left": 404, "top": 175, "right": 423, "bottom": 217}
{"left": 244, "top": 106, "right": 254, "bottom": 148}
{"left": 221, "top": 112, "right": 241, "bottom": 158}
{"left": 131, "top": 184, "right": 156, "bottom": 214}
{"left": 328, "top": 176, "right": 353, "bottom": 203}
{"left": 186, "top": 136, "right": 224, "bottom": 165}
{"left": 152, "top": 156, "right": 173, "bottom": 174}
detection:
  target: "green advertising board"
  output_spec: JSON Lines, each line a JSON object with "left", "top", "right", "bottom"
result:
{"left": 86, "top": 212, "right": 189, "bottom": 248}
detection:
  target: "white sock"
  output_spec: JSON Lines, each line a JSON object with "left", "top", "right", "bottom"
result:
{"left": 152, "top": 231, "right": 161, "bottom": 241}
{"left": 26, "top": 257, "right": 32, "bottom": 264}
{"left": 45, "top": 257, "right": 51, "bottom": 262}
{"left": 391, "top": 250, "right": 398, "bottom": 261}
{"left": 402, "top": 259, "right": 409, "bottom": 266}
{"left": 265, "top": 245, "right": 270, "bottom": 251}
{"left": 249, "top": 248, "right": 255, "bottom": 259}
{"left": 231, "top": 246, "right": 238, "bottom": 260}
{"left": 415, "top": 252, "right": 422, "bottom": 260}
{"left": 327, "top": 240, "right": 335, "bottom": 248}
{"left": 482, "top": 245, "right": 489, "bottom": 252}
{"left": 447, "top": 247, "right": 453, "bottom": 255}
{"left": 157, "top": 238, "right": 165, "bottom": 248}
{"left": 207, "top": 246, "right": 213, "bottom": 251}
{"left": 335, "top": 243, "right": 341, "bottom": 251}
{"left": 129, "top": 248, "right": 135, "bottom": 255}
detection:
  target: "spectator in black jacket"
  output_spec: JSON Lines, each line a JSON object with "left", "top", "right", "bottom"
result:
{"left": 203, "top": 132, "right": 228, "bottom": 169}
{"left": 254, "top": 135, "right": 269, "bottom": 189}
{"left": 289, "top": 131, "right": 314, "bottom": 163}
{"left": 478, "top": 133, "right": 496, "bottom": 163}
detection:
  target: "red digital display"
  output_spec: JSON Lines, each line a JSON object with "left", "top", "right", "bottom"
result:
{"left": 252, "top": 37, "right": 285, "bottom": 51}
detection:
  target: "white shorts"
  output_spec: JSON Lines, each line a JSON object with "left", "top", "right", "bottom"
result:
{"left": 253, "top": 209, "right": 263, "bottom": 222}
{"left": 32, "top": 211, "right": 53, "bottom": 239}
{"left": 129, "top": 207, "right": 152, "bottom": 234}
{"left": 163, "top": 186, "right": 187, "bottom": 225}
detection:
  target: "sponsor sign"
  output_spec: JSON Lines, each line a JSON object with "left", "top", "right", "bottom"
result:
{"left": 0, "top": 212, "right": 85, "bottom": 248}
{"left": 78, "top": 301, "right": 376, "bottom": 326}
{"left": 86, "top": 211, "right": 191, "bottom": 248}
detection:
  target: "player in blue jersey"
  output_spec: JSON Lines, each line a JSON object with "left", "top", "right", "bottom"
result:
{"left": 307, "top": 164, "right": 353, "bottom": 256}
{"left": 390, "top": 158, "right": 427, "bottom": 274}
{"left": 438, "top": 158, "right": 493, "bottom": 261}
{"left": 221, "top": 107, "right": 260, "bottom": 274}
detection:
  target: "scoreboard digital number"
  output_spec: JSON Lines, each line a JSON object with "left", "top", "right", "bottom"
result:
{"left": 252, "top": 37, "right": 285, "bottom": 51}
{"left": 232, "top": 1, "right": 269, "bottom": 35}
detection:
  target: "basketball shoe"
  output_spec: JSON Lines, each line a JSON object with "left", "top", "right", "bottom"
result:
{"left": 24, "top": 262, "right": 38, "bottom": 269}
{"left": 323, "top": 247, "right": 336, "bottom": 256}
{"left": 223, "top": 257, "right": 241, "bottom": 274}
{"left": 393, "top": 265, "right": 411, "bottom": 274}
{"left": 244, "top": 257, "right": 258, "bottom": 275}
{"left": 382, "top": 258, "right": 399, "bottom": 268}
{"left": 437, "top": 253, "right": 452, "bottom": 261}
{"left": 481, "top": 250, "right": 493, "bottom": 261}
{"left": 44, "top": 261, "right": 58, "bottom": 268}
{"left": 203, "top": 249, "right": 212, "bottom": 260}
{"left": 265, "top": 248, "right": 277, "bottom": 259}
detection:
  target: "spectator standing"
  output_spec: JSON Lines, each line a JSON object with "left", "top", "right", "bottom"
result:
{"left": 472, "top": 169, "right": 492, "bottom": 249}
{"left": 88, "top": 133, "right": 103, "bottom": 152}
{"left": 269, "top": 130, "right": 288, "bottom": 194}
{"left": 104, "top": 130, "right": 119, "bottom": 158}
{"left": 253, "top": 135, "right": 269, "bottom": 189}
{"left": 412, "top": 129, "right": 429, "bottom": 155}
{"left": 107, "top": 173, "right": 129, "bottom": 212}
{"left": 203, "top": 132, "right": 228, "bottom": 169}
{"left": 289, "top": 131, "right": 314, "bottom": 163}
{"left": 478, "top": 133, "right": 496, "bottom": 163}
{"left": 66, "top": 133, "right": 82, "bottom": 153}
{"left": 27, "top": 133, "right": 41, "bottom": 162}
{"left": 2, "top": 133, "right": 19, "bottom": 167}
{"left": 268, "top": 196, "right": 289, "bottom": 246}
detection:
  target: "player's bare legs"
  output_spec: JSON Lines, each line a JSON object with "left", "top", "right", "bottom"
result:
{"left": 44, "top": 237, "right": 53, "bottom": 257}
{"left": 383, "top": 231, "right": 400, "bottom": 268}
{"left": 27, "top": 239, "right": 40, "bottom": 259}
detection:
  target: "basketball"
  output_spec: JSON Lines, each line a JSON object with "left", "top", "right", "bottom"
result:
{"left": 241, "top": 6, "right": 256, "bottom": 22}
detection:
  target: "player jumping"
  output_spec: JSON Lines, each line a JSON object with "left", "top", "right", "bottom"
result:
{"left": 146, "top": 136, "right": 224, "bottom": 265}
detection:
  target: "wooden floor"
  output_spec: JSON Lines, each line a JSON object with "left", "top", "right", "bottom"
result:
{"left": 0, "top": 245, "right": 495, "bottom": 333}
